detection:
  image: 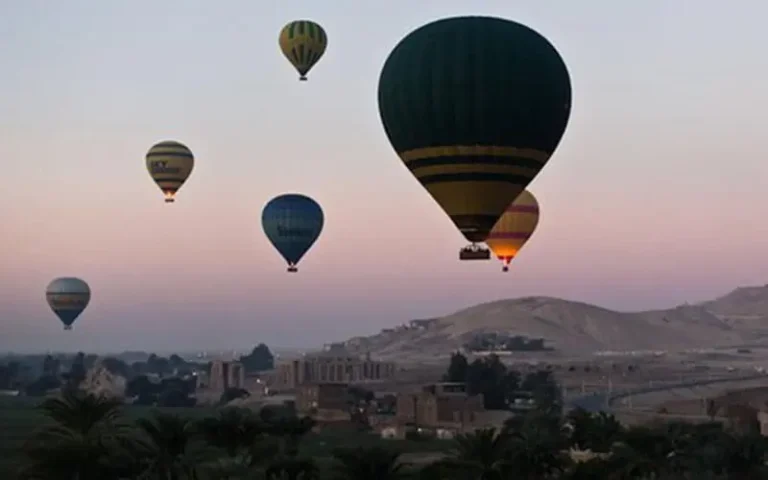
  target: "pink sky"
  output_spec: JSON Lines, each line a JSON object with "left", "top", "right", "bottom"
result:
{"left": 1, "top": 0, "right": 767, "bottom": 351}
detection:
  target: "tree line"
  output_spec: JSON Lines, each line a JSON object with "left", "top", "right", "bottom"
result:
{"left": 4, "top": 343, "right": 277, "bottom": 408}
{"left": 442, "top": 352, "right": 561, "bottom": 411}
{"left": 8, "top": 348, "right": 768, "bottom": 478}
{"left": 14, "top": 388, "right": 768, "bottom": 479}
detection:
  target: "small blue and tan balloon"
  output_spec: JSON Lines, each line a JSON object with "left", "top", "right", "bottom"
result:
{"left": 262, "top": 194, "right": 324, "bottom": 272}
{"left": 46, "top": 277, "right": 91, "bottom": 330}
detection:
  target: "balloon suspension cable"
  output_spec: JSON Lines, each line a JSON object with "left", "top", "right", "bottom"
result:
{"left": 502, "top": 258, "right": 512, "bottom": 273}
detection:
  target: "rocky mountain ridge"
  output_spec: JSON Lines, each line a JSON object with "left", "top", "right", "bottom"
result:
{"left": 339, "top": 285, "right": 768, "bottom": 362}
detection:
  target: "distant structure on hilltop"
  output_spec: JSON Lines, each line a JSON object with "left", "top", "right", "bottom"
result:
{"left": 409, "top": 319, "right": 438, "bottom": 330}
{"left": 273, "top": 343, "right": 396, "bottom": 389}
{"left": 463, "top": 333, "right": 552, "bottom": 354}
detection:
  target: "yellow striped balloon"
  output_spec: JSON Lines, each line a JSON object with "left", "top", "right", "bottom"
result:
{"left": 145, "top": 141, "right": 194, "bottom": 203}
{"left": 279, "top": 20, "right": 328, "bottom": 81}
{"left": 485, "top": 189, "right": 540, "bottom": 272}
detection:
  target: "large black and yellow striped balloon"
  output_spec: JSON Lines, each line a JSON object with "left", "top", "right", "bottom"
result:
{"left": 145, "top": 141, "right": 194, "bottom": 203}
{"left": 279, "top": 20, "right": 328, "bottom": 81}
{"left": 377, "top": 16, "right": 571, "bottom": 243}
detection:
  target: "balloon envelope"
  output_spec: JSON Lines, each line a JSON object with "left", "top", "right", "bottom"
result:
{"left": 279, "top": 20, "right": 328, "bottom": 81}
{"left": 146, "top": 141, "right": 194, "bottom": 203}
{"left": 377, "top": 16, "right": 570, "bottom": 243}
{"left": 262, "top": 194, "right": 324, "bottom": 272}
{"left": 486, "top": 190, "right": 540, "bottom": 272}
{"left": 46, "top": 277, "right": 91, "bottom": 330}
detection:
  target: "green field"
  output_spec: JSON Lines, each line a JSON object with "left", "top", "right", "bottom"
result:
{"left": 0, "top": 396, "right": 447, "bottom": 479}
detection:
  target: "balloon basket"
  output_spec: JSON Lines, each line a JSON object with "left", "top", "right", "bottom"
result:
{"left": 287, "top": 266, "right": 298, "bottom": 273}
{"left": 164, "top": 198, "right": 175, "bottom": 203}
{"left": 502, "top": 265, "right": 509, "bottom": 272}
{"left": 459, "top": 245, "right": 490, "bottom": 261}
{"left": 299, "top": 76, "right": 308, "bottom": 81}
{"left": 63, "top": 325, "right": 72, "bottom": 331}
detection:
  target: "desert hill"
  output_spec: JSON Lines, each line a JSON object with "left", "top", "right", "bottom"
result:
{"left": 700, "top": 285, "right": 768, "bottom": 324}
{"left": 340, "top": 285, "right": 768, "bottom": 362}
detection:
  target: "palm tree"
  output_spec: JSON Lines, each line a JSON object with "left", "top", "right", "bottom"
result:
{"left": 18, "top": 390, "right": 140, "bottom": 480}
{"left": 417, "top": 461, "right": 451, "bottom": 480}
{"left": 331, "top": 446, "right": 407, "bottom": 480}
{"left": 504, "top": 408, "right": 567, "bottom": 443}
{"left": 564, "top": 408, "right": 592, "bottom": 449}
{"left": 719, "top": 432, "right": 768, "bottom": 479}
{"left": 705, "top": 398, "right": 720, "bottom": 420}
{"left": 196, "top": 407, "right": 265, "bottom": 458}
{"left": 563, "top": 456, "right": 617, "bottom": 480}
{"left": 196, "top": 407, "right": 277, "bottom": 480}
{"left": 262, "top": 415, "right": 316, "bottom": 457}
{"left": 505, "top": 428, "right": 570, "bottom": 479}
{"left": 437, "top": 428, "right": 511, "bottom": 480}
{"left": 265, "top": 457, "right": 320, "bottom": 480}
{"left": 134, "top": 412, "right": 207, "bottom": 480}
{"left": 38, "top": 389, "right": 124, "bottom": 434}
{"left": 566, "top": 409, "right": 624, "bottom": 454}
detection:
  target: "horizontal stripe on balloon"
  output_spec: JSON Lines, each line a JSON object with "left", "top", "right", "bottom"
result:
{"left": 146, "top": 151, "right": 193, "bottom": 159}
{"left": 50, "top": 305, "right": 87, "bottom": 311}
{"left": 406, "top": 155, "right": 544, "bottom": 172}
{"left": 418, "top": 172, "right": 532, "bottom": 185}
{"left": 486, "top": 232, "right": 534, "bottom": 239}
{"left": 400, "top": 145, "right": 550, "bottom": 163}
{"left": 505, "top": 205, "right": 539, "bottom": 213}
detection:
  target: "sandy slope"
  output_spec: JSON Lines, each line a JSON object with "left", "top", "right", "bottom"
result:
{"left": 340, "top": 285, "right": 768, "bottom": 361}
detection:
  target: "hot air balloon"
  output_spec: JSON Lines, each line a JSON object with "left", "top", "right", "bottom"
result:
{"left": 262, "top": 194, "right": 324, "bottom": 272}
{"left": 45, "top": 277, "right": 91, "bottom": 330}
{"left": 486, "top": 190, "right": 540, "bottom": 272}
{"left": 279, "top": 20, "right": 328, "bottom": 81}
{"left": 146, "top": 141, "right": 194, "bottom": 203}
{"left": 377, "top": 16, "right": 571, "bottom": 261}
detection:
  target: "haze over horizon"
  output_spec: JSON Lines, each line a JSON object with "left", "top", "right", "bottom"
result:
{"left": 1, "top": 0, "right": 767, "bottom": 353}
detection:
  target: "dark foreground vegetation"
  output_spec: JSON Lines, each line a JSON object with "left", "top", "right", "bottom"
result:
{"left": 5, "top": 389, "right": 768, "bottom": 480}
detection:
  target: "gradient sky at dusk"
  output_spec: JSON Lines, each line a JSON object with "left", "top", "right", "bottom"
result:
{"left": 1, "top": 0, "right": 767, "bottom": 353}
